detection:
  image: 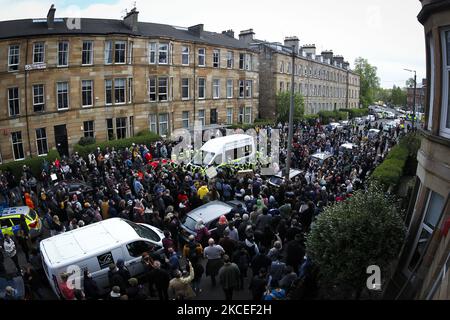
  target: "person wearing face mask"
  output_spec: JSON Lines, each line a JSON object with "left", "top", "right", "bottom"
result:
{"left": 83, "top": 269, "right": 100, "bottom": 300}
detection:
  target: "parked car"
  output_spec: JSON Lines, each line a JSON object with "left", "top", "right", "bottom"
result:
{"left": 327, "top": 122, "right": 343, "bottom": 131}
{"left": 366, "top": 115, "right": 376, "bottom": 122}
{"left": 367, "top": 129, "right": 381, "bottom": 139}
{"left": 383, "top": 121, "right": 397, "bottom": 131}
{"left": 354, "top": 117, "right": 365, "bottom": 125}
{"left": 268, "top": 169, "right": 303, "bottom": 188}
{"left": 0, "top": 206, "right": 42, "bottom": 239}
{"left": 40, "top": 218, "right": 165, "bottom": 298}
{"left": 49, "top": 180, "right": 93, "bottom": 197}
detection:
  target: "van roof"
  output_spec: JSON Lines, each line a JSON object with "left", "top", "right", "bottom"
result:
{"left": 201, "top": 134, "right": 254, "bottom": 154}
{"left": 186, "top": 200, "right": 234, "bottom": 223}
{"left": 40, "top": 218, "right": 139, "bottom": 267}
{"left": 0, "top": 206, "right": 30, "bottom": 217}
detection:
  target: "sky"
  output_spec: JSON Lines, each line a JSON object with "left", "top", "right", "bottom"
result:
{"left": 0, "top": 0, "right": 426, "bottom": 88}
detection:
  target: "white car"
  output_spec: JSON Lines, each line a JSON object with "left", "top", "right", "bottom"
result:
{"left": 328, "top": 122, "right": 343, "bottom": 130}
{"left": 354, "top": 117, "right": 365, "bottom": 125}
{"left": 366, "top": 115, "right": 376, "bottom": 122}
{"left": 385, "top": 112, "right": 396, "bottom": 119}
{"left": 383, "top": 121, "right": 397, "bottom": 131}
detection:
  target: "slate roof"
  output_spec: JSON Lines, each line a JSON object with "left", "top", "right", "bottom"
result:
{"left": 0, "top": 18, "right": 251, "bottom": 50}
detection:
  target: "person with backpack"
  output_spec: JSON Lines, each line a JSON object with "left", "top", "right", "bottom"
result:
{"left": 232, "top": 245, "right": 250, "bottom": 290}
{"left": 182, "top": 235, "right": 203, "bottom": 265}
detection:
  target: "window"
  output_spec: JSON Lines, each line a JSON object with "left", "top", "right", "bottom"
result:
{"left": 149, "top": 114, "right": 157, "bottom": 133}
{"left": 128, "top": 78, "right": 133, "bottom": 103}
{"left": 159, "top": 113, "right": 169, "bottom": 136}
{"left": 279, "top": 81, "right": 284, "bottom": 92}
{"left": 105, "top": 80, "right": 113, "bottom": 105}
{"left": 81, "top": 80, "right": 93, "bottom": 107}
{"left": 182, "top": 46, "right": 190, "bottom": 65}
{"left": 8, "top": 45, "right": 20, "bottom": 71}
{"left": 440, "top": 30, "right": 450, "bottom": 138}
{"left": 83, "top": 120, "right": 95, "bottom": 138}
{"left": 287, "top": 62, "right": 291, "bottom": 74}
{"left": 198, "top": 78, "right": 206, "bottom": 99}
{"left": 57, "top": 82, "right": 69, "bottom": 110}
{"left": 149, "top": 77, "right": 156, "bottom": 101}
{"left": 8, "top": 87, "right": 20, "bottom": 116}
{"left": 428, "top": 34, "right": 435, "bottom": 130}
{"left": 239, "top": 80, "right": 245, "bottom": 98}
{"left": 11, "top": 131, "right": 24, "bottom": 160}
{"left": 32, "top": 84, "right": 45, "bottom": 112}
{"left": 227, "top": 51, "right": 233, "bottom": 68}
{"left": 114, "top": 78, "right": 126, "bottom": 104}
{"left": 213, "top": 79, "right": 220, "bottom": 99}
{"left": 198, "top": 110, "right": 205, "bottom": 126}
{"left": 239, "top": 53, "right": 244, "bottom": 69}
{"left": 57, "top": 41, "right": 69, "bottom": 66}
{"left": 33, "top": 42, "right": 44, "bottom": 64}
{"left": 106, "top": 119, "right": 114, "bottom": 140}
{"left": 149, "top": 42, "right": 156, "bottom": 64}
{"left": 104, "top": 40, "right": 113, "bottom": 64}
{"left": 245, "top": 54, "right": 252, "bottom": 70}
{"left": 244, "top": 107, "right": 252, "bottom": 124}
{"left": 227, "top": 79, "right": 233, "bottom": 98}
{"left": 198, "top": 48, "right": 205, "bottom": 66}
{"left": 82, "top": 41, "right": 93, "bottom": 65}
{"left": 158, "top": 43, "right": 168, "bottom": 64}
{"left": 158, "top": 77, "right": 168, "bottom": 101}
{"left": 280, "top": 62, "right": 284, "bottom": 73}
{"left": 238, "top": 107, "right": 244, "bottom": 123}
{"left": 129, "top": 116, "right": 134, "bottom": 137}
{"left": 128, "top": 41, "right": 133, "bottom": 64}
{"left": 213, "top": 49, "right": 220, "bottom": 68}
{"left": 226, "top": 107, "right": 233, "bottom": 125}
{"left": 35, "top": 128, "right": 48, "bottom": 156}
{"left": 181, "top": 78, "right": 190, "bottom": 100}
{"left": 182, "top": 111, "right": 189, "bottom": 129}
{"left": 210, "top": 109, "right": 218, "bottom": 124}
{"left": 245, "top": 80, "right": 252, "bottom": 98}
{"left": 116, "top": 117, "right": 127, "bottom": 140}
{"left": 115, "top": 41, "right": 126, "bottom": 64}
{"left": 426, "top": 252, "right": 450, "bottom": 300}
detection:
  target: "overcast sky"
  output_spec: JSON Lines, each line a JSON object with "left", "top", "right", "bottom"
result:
{"left": 0, "top": 0, "right": 426, "bottom": 88}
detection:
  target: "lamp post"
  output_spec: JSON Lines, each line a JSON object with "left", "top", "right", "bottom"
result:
{"left": 285, "top": 45, "right": 296, "bottom": 181}
{"left": 404, "top": 68, "right": 417, "bottom": 130}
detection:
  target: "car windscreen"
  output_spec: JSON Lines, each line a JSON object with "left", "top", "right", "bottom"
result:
{"left": 125, "top": 220, "right": 160, "bottom": 242}
{"left": 27, "top": 210, "right": 37, "bottom": 220}
{"left": 269, "top": 176, "right": 284, "bottom": 186}
{"left": 182, "top": 216, "right": 198, "bottom": 231}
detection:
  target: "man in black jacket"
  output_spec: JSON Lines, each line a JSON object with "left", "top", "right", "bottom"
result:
{"left": 250, "top": 247, "right": 272, "bottom": 277}
{"left": 148, "top": 260, "right": 170, "bottom": 300}
{"left": 249, "top": 268, "right": 268, "bottom": 300}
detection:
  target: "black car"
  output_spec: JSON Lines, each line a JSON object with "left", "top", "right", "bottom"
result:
{"left": 49, "top": 180, "right": 93, "bottom": 197}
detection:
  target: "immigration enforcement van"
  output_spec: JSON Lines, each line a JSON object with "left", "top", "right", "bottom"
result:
{"left": 39, "top": 218, "right": 164, "bottom": 298}
{"left": 190, "top": 134, "right": 256, "bottom": 167}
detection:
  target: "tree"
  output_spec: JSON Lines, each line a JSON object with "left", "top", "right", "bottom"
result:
{"left": 406, "top": 77, "right": 415, "bottom": 88}
{"left": 391, "top": 85, "right": 407, "bottom": 106}
{"left": 275, "top": 92, "right": 304, "bottom": 122}
{"left": 306, "top": 183, "right": 406, "bottom": 299}
{"left": 354, "top": 57, "right": 381, "bottom": 108}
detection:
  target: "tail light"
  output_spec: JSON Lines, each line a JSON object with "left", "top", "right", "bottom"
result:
{"left": 28, "top": 220, "right": 38, "bottom": 229}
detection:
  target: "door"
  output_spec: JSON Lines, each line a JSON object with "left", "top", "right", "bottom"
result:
{"left": 54, "top": 124, "right": 69, "bottom": 158}
{"left": 210, "top": 109, "right": 218, "bottom": 124}
{"left": 124, "top": 241, "right": 160, "bottom": 277}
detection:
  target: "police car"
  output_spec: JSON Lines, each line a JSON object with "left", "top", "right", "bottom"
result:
{"left": 0, "top": 206, "right": 42, "bottom": 239}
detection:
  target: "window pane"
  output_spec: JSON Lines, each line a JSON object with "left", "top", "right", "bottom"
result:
{"left": 114, "top": 79, "right": 126, "bottom": 103}
{"left": 447, "top": 70, "right": 450, "bottom": 129}
{"left": 446, "top": 31, "right": 450, "bottom": 66}
{"left": 424, "top": 192, "right": 445, "bottom": 229}
{"left": 105, "top": 80, "right": 112, "bottom": 104}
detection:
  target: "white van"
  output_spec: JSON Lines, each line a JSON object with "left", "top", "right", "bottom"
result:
{"left": 190, "top": 134, "right": 256, "bottom": 167}
{"left": 39, "top": 218, "right": 164, "bottom": 298}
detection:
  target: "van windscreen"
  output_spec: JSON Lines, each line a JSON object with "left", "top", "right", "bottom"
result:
{"left": 125, "top": 220, "right": 160, "bottom": 242}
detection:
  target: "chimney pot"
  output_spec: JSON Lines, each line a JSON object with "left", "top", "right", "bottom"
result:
{"left": 47, "top": 4, "right": 56, "bottom": 30}
{"left": 239, "top": 29, "right": 255, "bottom": 44}
{"left": 123, "top": 7, "right": 139, "bottom": 32}
{"left": 188, "top": 24, "right": 204, "bottom": 36}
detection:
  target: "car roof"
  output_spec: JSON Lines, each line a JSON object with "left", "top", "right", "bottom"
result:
{"left": 185, "top": 201, "right": 234, "bottom": 223}
{"left": 200, "top": 134, "right": 254, "bottom": 154}
{"left": 274, "top": 169, "right": 302, "bottom": 179}
{"left": 40, "top": 218, "right": 140, "bottom": 267}
{"left": 311, "top": 152, "right": 333, "bottom": 160}
{"left": 0, "top": 206, "right": 30, "bottom": 218}
{"left": 369, "top": 129, "right": 380, "bottom": 133}
{"left": 340, "top": 143, "right": 355, "bottom": 149}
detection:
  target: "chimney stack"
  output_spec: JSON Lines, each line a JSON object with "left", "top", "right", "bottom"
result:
{"left": 188, "top": 24, "right": 204, "bottom": 37}
{"left": 343, "top": 61, "right": 350, "bottom": 69}
{"left": 239, "top": 29, "right": 255, "bottom": 44}
{"left": 321, "top": 50, "right": 334, "bottom": 63}
{"left": 47, "top": 4, "right": 56, "bottom": 30}
{"left": 284, "top": 36, "right": 300, "bottom": 54}
{"left": 222, "top": 30, "right": 235, "bottom": 38}
{"left": 302, "top": 44, "right": 316, "bottom": 58}
{"left": 123, "top": 7, "right": 139, "bottom": 32}
{"left": 334, "top": 55, "right": 344, "bottom": 67}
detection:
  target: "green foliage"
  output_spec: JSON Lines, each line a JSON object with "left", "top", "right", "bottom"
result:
{"left": 306, "top": 183, "right": 406, "bottom": 296}
{"left": 0, "top": 149, "right": 60, "bottom": 182}
{"left": 73, "top": 132, "right": 161, "bottom": 159}
{"left": 354, "top": 57, "right": 381, "bottom": 107}
{"left": 318, "top": 110, "right": 348, "bottom": 124}
{"left": 229, "top": 119, "right": 275, "bottom": 130}
{"left": 339, "top": 108, "right": 369, "bottom": 119}
{"left": 78, "top": 136, "right": 96, "bottom": 146}
{"left": 275, "top": 92, "right": 305, "bottom": 122}
{"left": 303, "top": 114, "right": 320, "bottom": 125}
{"left": 390, "top": 86, "right": 407, "bottom": 106}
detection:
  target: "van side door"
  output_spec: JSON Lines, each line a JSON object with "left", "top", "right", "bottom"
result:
{"left": 90, "top": 247, "right": 124, "bottom": 294}
{"left": 124, "top": 240, "right": 162, "bottom": 278}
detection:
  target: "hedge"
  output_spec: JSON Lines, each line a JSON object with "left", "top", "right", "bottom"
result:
{"left": 303, "top": 114, "right": 320, "bottom": 125}
{"left": 73, "top": 132, "right": 161, "bottom": 159}
{"left": 229, "top": 119, "right": 276, "bottom": 130}
{"left": 371, "top": 133, "right": 420, "bottom": 189}
{"left": 339, "top": 108, "right": 369, "bottom": 119}
{"left": 0, "top": 149, "right": 60, "bottom": 182}
{"left": 317, "top": 110, "right": 348, "bottom": 125}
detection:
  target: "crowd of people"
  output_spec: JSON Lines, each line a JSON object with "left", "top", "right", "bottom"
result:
{"left": 0, "top": 118, "right": 406, "bottom": 300}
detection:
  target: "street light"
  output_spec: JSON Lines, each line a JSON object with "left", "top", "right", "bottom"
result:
{"left": 285, "top": 45, "right": 296, "bottom": 181}
{"left": 403, "top": 68, "right": 417, "bottom": 130}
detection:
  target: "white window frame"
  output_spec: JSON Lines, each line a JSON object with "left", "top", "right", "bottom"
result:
{"left": 83, "top": 120, "right": 95, "bottom": 138}
{"left": 198, "top": 78, "right": 206, "bottom": 99}
{"left": 440, "top": 29, "right": 450, "bottom": 138}
{"left": 198, "top": 109, "right": 205, "bottom": 126}
{"left": 128, "top": 41, "right": 133, "bottom": 65}
{"left": 149, "top": 42, "right": 157, "bottom": 64}
{"left": 158, "top": 77, "right": 168, "bottom": 102}
{"left": 198, "top": 48, "right": 206, "bottom": 67}
{"left": 227, "top": 51, "right": 233, "bottom": 69}
{"left": 8, "top": 44, "right": 20, "bottom": 71}
{"left": 33, "top": 42, "right": 45, "bottom": 64}
{"left": 33, "top": 84, "right": 45, "bottom": 112}
{"left": 182, "top": 111, "right": 190, "bottom": 129}
{"left": 82, "top": 40, "right": 94, "bottom": 65}
{"left": 56, "top": 82, "right": 69, "bottom": 110}
{"left": 105, "top": 79, "right": 113, "bottom": 105}
{"left": 226, "top": 107, "right": 233, "bottom": 125}
{"left": 113, "top": 78, "right": 126, "bottom": 105}
{"left": 57, "top": 41, "right": 69, "bottom": 67}
{"left": 35, "top": 127, "right": 48, "bottom": 156}
{"left": 213, "top": 79, "right": 220, "bottom": 99}
{"left": 11, "top": 131, "right": 25, "bottom": 161}
{"left": 116, "top": 117, "right": 127, "bottom": 140}
{"left": 128, "top": 78, "right": 133, "bottom": 103}
{"left": 181, "top": 78, "right": 190, "bottom": 100}
{"left": 8, "top": 87, "right": 20, "bottom": 117}
{"left": 159, "top": 113, "right": 169, "bottom": 136}
{"left": 239, "top": 80, "right": 245, "bottom": 98}
{"left": 426, "top": 252, "right": 450, "bottom": 300}
{"left": 245, "top": 80, "right": 252, "bottom": 98}
{"left": 81, "top": 80, "right": 93, "bottom": 107}
{"left": 244, "top": 107, "right": 252, "bottom": 124}
{"left": 106, "top": 118, "right": 114, "bottom": 140}
{"left": 213, "top": 49, "right": 220, "bottom": 68}
{"left": 149, "top": 114, "right": 157, "bottom": 133}
{"left": 104, "top": 40, "right": 113, "bottom": 64}
{"left": 158, "top": 43, "right": 169, "bottom": 65}
{"left": 245, "top": 54, "right": 252, "bottom": 71}
{"left": 129, "top": 116, "right": 134, "bottom": 137}
{"left": 428, "top": 34, "right": 435, "bottom": 130}
{"left": 226, "top": 79, "right": 233, "bottom": 99}
{"left": 238, "top": 106, "right": 244, "bottom": 124}
{"left": 149, "top": 77, "right": 157, "bottom": 102}
{"left": 182, "top": 46, "right": 190, "bottom": 65}
{"left": 239, "top": 53, "right": 244, "bottom": 69}
{"left": 114, "top": 41, "right": 126, "bottom": 64}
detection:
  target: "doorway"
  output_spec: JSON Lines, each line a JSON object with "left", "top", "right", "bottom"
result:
{"left": 54, "top": 124, "right": 69, "bottom": 158}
